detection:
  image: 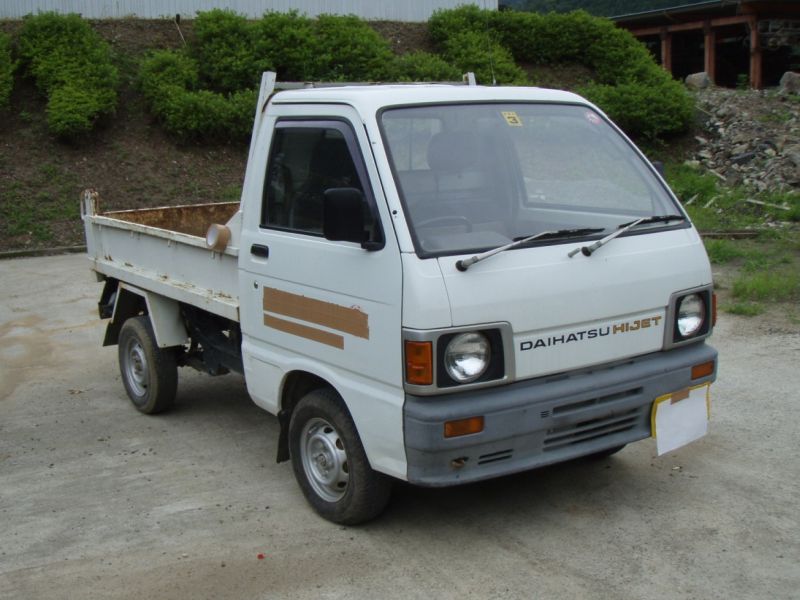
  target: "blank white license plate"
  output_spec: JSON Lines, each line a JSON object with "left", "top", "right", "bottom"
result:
{"left": 651, "top": 384, "right": 710, "bottom": 456}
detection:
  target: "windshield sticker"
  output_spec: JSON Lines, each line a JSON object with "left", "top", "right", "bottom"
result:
{"left": 585, "top": 111, "right": 602, "bottom": 125}
{"left": 501, "top": 111, "right": 523, "bottom": 127}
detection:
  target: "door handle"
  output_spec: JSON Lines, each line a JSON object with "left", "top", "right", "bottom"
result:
{"left": 250, "top": 244, "right": 269, "bottom": 259}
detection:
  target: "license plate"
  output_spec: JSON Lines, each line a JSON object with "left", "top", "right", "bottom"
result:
{"left": 651, "top": 384, "right": 710, "bottom": 456}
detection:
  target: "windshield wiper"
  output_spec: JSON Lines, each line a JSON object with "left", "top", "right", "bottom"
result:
{"left": 568, "top": 214, "right": 686, "bottom": 258}
{"left": 456, "top": 228, "right": 603, "bottom": 271}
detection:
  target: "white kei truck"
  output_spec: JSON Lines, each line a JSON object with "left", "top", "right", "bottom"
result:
{"left": 83, "top": 73, "right": 718, "bottom": 524}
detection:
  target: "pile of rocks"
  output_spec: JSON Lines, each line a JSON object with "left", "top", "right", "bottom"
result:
{"left": 686, "top": 78, "right": 800, "bottom": 194}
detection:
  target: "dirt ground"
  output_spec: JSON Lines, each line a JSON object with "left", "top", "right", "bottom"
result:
{"left": 1, "top": 253, "right": 799, "bottom": 599}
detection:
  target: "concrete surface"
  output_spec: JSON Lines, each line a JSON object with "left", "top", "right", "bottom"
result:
{"left": 1, "top": 254, "right": 798, "bottom": 600}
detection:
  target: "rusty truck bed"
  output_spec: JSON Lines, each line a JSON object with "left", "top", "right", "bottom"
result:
{"left": 81, "top": 191, "right": 242, "bottom": 322}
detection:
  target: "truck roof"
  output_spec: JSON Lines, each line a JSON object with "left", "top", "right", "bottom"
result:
{"left": 270, "top": 84, "right": 589, "bottom": 115}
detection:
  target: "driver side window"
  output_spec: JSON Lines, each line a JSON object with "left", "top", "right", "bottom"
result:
{"left": 261, "top": 124, "right": 364, "bottom": 234}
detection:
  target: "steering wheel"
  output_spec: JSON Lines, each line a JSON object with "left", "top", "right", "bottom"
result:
{"left": 415, "top": 216, "right": 472, "bottom": 232}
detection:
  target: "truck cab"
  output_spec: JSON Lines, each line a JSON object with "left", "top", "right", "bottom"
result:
{"left": 85, "top": 75, "right": 717, "bottom": 524}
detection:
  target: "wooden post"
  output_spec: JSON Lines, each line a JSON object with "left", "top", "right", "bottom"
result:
{"left": 660, "top": 29, "right": 673, "bottom": 74}
{"left": 704, "top": 22, "right": 716, "bottom": 84}
{"left": 749, "top": 16, "right": 763, "bottom": 89}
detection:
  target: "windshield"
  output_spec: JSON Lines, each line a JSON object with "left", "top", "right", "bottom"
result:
{"left": 380, "top": 103, "right": 683, "bottom": 257}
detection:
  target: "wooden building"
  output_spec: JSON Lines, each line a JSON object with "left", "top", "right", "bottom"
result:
{"left": 613, "top": 0, "right": 800, "bottom": 89}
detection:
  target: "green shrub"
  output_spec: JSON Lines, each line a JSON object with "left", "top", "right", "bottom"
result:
{"left": 0, "top": 33, "right": 15, "bottom": 109}
{"left": 192, "top": 9, "right": 271, "bottom": 93}
{"left": 139, "top": 49, "right": 255, "bottom": 140}
{"left": 139, "top": 11, "right": 399, "bottom": 140}
{"left": 18, "top": 12, "right": 118, "bottom": 137}
{"left": 139, "top": 50, "right": 199, "bottom": 102}
{"left": 582, "top": 79, "right": 693, "bottom": 139}
{"left": 309, "top": 14, "right": 395, "bottom": 80}
{"left": 392, "top": 51, "right": 462, "bottom": 82}
{"left": 47, "top": 83, "right": 116, "bottom": 137}
{"left": 159, "top": 88, "right": 256, "bottom": 140}
{"left": 441, "top": 31, "right": 527, "bottom": 85}
{"left": 429, "top": 6, "right": 693, "bottom": 139}
{"left": 253, "top": 11, "right": 317, "bottom": 81}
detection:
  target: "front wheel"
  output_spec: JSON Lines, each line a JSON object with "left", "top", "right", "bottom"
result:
{"left": 118, "top": 316, "right": 178, "bottom": 414}
{"left": 289, "top": 388, "right": 391, "bottom": 525}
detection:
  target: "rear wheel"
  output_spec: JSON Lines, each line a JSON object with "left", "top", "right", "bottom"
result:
{"left": 289, "top": 388, "right": 391, "bottom": 525}
{"left": 118, "top": 316, "right": 178, "bottom": 414}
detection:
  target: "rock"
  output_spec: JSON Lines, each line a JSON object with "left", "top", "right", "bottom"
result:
{"left": 692, "top": 87, "right": 800, "bottom": 194}
{"left": 686, "top": 72, "right": 712, "bottom": 90}
{"left": 782, "top": 144, "right": 800, "bottom": 167}
{"left": 731, "top": 151, "right": 757, "bottom": 165}
{"left": 779, "top": 71, "right": 800, "bottom": 95}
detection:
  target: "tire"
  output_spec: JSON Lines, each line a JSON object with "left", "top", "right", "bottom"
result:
{"left": 289, "top": 388, "right": 391, "bottom": 525}
{"left": 118, "top": 316, "right": 178, "bottom": 414}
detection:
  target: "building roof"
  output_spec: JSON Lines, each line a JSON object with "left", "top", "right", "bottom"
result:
{"left": 612, "top": 0, "right": 796, "bottom": 27}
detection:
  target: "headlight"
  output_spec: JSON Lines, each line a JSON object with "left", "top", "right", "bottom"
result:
{"left": 677, "top": 293, "right": 705, "bottom": 338}
{"left": 444, "top": 332, "right": 491, "bottom": 383}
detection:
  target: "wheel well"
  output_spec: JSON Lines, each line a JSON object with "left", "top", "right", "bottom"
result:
{"left": 102, "top": 287, "right": 148, "bottom": 347}
{"left": 275, "top": 370, "right": 332, "bottom": 463}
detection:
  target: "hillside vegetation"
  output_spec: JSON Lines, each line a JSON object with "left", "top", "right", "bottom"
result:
{"left": 1, "top": 9, "right": 796, "bottom": 271}
{"left": 3, "top": 9, "right": 692, "bottom": 143}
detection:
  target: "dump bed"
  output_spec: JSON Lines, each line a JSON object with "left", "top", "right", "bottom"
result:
{"left": 81, "top": 190, "right": 241, "bottom": 322}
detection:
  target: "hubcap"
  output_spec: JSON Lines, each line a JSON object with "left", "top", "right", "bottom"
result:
{"left": 124, "top": 338, "right": 149, "bottom": 397}
{"left": 300, "top": 417, "right": 349, "bottom": 502}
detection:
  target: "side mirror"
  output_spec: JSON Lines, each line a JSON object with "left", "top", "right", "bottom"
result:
{"left": 651, "top": 160, "right": 665, "bottom": 178}
{"left": 323, "top": 188, "right": 381, "bottom": 250}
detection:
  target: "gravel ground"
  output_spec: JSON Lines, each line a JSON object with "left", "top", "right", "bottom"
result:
{"left": 1, "top": 254, "right": 799, "bottom": 600}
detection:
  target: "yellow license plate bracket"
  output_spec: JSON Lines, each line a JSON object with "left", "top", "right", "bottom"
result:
{"left": 651, "top": 383, "right": 711, "bottom": 456}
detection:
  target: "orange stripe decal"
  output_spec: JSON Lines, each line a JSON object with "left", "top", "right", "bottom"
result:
{"left": 263, "top": 287, "right": 369, "bottom": 339}
{"left": 263, "top": 314, "right": 344, "bottom": 349}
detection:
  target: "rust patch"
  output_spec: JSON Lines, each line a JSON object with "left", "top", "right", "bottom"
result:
{"left": 670, "top": 388, "right": 691, "bottom": 404}
{"left": 103, "top": 202, "right": 240, "bottom": 238}
{"left": 263, "top": 315, "right": 344, "bottom": 349}
{"left": 263, "top": 288, "right": 369, "bottom": 339}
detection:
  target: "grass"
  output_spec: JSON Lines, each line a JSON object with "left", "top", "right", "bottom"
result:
{"left": 0, "top": 160, "right": 80, "bottom": 242}
{"left": 701, "top": 230, "right": 800, "bottom": 318}
{"left": 220, "top": 184, "right": 242, "bottom": 202}
{"left": 723, "top": 302, "right": 764, "bottom": 316}
{"left": 665, "top": 163, "right": 800, "bottom": 232}
{"left": 731, "top": 270, "right": 800, "bottom": 302}
{"left": 704, "top": 239, "right": 745, "bottom": 264}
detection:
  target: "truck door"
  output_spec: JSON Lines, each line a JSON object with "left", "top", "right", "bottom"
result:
{"left": 238, "top": 107, "right": 405, "bottom": 476}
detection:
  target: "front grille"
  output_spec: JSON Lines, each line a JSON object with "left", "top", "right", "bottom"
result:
{"left": 478, "top": 448, "right": 513, "bottom": 465}
{"left": 543, "top": 408, "right": 641, "bottom": 451}
{"left": 552, "top": 387, "right": 642, "bottom": 416}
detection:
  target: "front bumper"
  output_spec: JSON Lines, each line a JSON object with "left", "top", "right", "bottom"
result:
{"left": 403, "top": 342, "right": 717, "bottom": 486}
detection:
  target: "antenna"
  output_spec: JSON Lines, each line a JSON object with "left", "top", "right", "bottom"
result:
{"left": 483, "top": 0, "right": 497, "bottom": 85}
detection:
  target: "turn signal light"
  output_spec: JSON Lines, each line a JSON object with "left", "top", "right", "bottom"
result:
{"left": 444, "top": 416, "right": 484, "bottom": 438}
{"left": 691, "top": 361, "right": 714, "bottom": 380}
{"left": 405, "top": 340, "right": 433, "bottom": 385}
